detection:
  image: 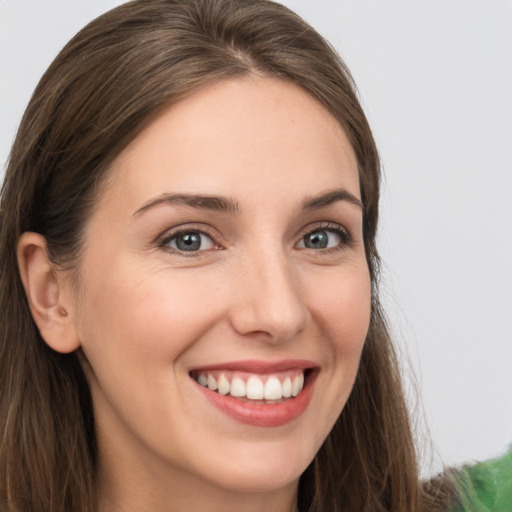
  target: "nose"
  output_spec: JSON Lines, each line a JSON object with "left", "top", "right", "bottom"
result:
{"left": 228, "top": 249, "right": 310, "bottom": 343}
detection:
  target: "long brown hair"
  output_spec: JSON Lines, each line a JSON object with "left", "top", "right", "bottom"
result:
{"left": 0, "top": 1, "right": 454, "bottom": 510}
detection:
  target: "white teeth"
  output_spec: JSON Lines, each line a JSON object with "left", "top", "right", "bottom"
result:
{"left": 217, "top": 374, "right": 230, "bottom": 395}
{"left": 282, "top": 377, "right": 292, "bottom": 398}
{"left": 292, "top": 373, "right": 304, "bottom": 397}
{"left": 264, "top": 376, "right": 283, "bottom": 400}
{"left": 246, "top": 376, "right": 264, "bottom": 399}
{"left": 230, "top": 377, "right": 246, "bottom": 397}
{"left": 195, "top": 371, "right": 307, "bottom": 400}
{"left": 207, "top": 374, "right": 218, "bottom": 391}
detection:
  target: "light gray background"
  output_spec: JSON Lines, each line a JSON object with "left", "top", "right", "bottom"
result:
{"left": 1, "top": 0, "right": 511, "bottom": 476}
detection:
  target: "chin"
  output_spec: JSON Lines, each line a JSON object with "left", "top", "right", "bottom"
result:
{"left": 209, "top": 464, "right": 303, "bottom": 495}
{"left": 195, "top": 440, "right": 316, "bottom": 494}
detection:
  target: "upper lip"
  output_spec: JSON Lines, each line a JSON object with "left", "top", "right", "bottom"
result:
{"left": 188, "top": 359, "right": 318, "bottom": 374}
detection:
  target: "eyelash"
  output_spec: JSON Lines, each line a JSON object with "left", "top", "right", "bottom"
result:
{"left": 158, "top": 222, "right": 353, "bottom": 256}
{"left": 158, "top": 225, "right": 221, "bottom": 257}
{"left": 296, "top": 222, "right": 353, "bottom": 253}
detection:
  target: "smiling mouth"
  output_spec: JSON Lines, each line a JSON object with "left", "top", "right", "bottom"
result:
{"left": 190, "top": 368, "right": 314, "bottom": 403}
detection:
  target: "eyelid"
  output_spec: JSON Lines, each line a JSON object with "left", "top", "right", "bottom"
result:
{"left": 157, "top": 223, "right": 224, "bottom": 255}
{"left": 294, "top": 221, "right": 353, "bottom": 251}
{"left": 155, "top": 220, "right": 353, "bottom": 257}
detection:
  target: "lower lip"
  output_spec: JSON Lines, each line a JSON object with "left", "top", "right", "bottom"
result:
{"left": 194, "top": 372, "right": 317, "bottom": 427}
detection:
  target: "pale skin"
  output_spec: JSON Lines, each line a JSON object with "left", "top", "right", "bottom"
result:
{"left": 18, "top": 76, "right": 372, "bottom": 512}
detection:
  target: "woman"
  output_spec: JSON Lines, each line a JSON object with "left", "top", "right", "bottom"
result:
{"left": 0, "top": 1, "right": 507, "bottom": 511}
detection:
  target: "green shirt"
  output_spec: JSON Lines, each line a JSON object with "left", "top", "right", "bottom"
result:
{"left": 451, "top": 446, "right": 512, "bottom": 511}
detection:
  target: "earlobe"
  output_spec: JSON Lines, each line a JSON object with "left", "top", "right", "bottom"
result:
{"left": 17, "top": 232, "right": 81, "bottom": 354}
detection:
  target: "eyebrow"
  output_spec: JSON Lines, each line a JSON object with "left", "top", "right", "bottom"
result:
{"left": 133, "top": 187, "right": 362, "bottom": 218}
{"left": 133, "top": 193, "right": 240, "bottom": 218}
{"left": 301, "top": 188, "right": 363, "bottom": 211}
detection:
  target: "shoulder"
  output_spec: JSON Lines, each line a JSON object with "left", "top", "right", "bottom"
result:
{"left": 450, "top": 445, "right": 512, "bottom": 512}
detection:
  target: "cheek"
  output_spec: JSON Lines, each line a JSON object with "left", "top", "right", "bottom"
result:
{"left": 333, "top": 272, "right": 372, "bottom": 390}
{"left": 78, "top": 265, "right": 222, "bottom": 361}
{"left": 73, "top": 265, "right": 224, "bottom": 440}
{"left": 309, "top": 264, "right": 371, "bottom": 404}
{"left": 286, "top": 264, "right": 371, "bottom": 461}
{"left": 310, "top": 264, "right": 372, "bottom": 353}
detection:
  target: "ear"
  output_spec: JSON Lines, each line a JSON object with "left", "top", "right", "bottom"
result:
{"left": 17, "top": 232, "right": 81, "bottom": 353}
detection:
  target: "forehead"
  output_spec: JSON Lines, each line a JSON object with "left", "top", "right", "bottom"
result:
{"left": 99, "top": 76, "right": 360, "bottom": 212}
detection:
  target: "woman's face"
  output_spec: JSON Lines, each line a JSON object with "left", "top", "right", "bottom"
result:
{"left": 67, "top": 77, "right": 371, "bottom": 501}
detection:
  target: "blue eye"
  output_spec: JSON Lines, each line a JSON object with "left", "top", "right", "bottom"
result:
{"left": 297, "top": 229, "right": 343, "bottom": 250}
{"left": 165, "top": 231, "right": 215, "bottom": 252}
